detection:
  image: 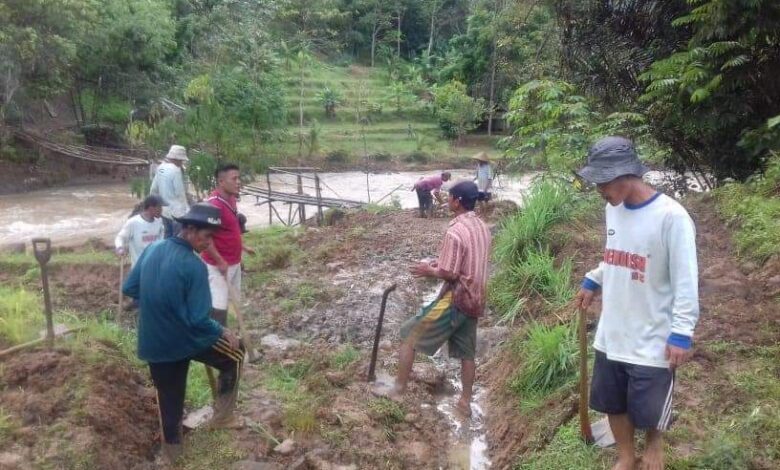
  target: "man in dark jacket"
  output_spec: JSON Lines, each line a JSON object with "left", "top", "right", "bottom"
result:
{"left": 123, "top": 203, "right": 245, "bottom": 463}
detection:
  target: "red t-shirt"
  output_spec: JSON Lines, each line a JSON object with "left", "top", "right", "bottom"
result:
{"left": 201, "top": 191, "right": 243, "bottom": 266}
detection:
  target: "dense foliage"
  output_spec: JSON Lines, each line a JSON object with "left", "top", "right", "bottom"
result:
{"left": 1, "top": 0, "right": 778, "bottom": 180}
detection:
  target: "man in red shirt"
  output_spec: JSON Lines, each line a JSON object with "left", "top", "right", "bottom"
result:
{"left": 202, "top": 163, "right": 248, "bottom": 325}
{"left": 412, "top": 172, "right": 451, "bottom": 218}
{"left": 380, "top": 181, "right": 491, "bottom": 417}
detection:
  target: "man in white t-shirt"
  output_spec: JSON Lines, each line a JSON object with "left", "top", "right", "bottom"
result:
{"left": 574, "top": 136, "right": 699, "bottom": 470}
{"left": 115, "top": 195, "right": 166, "bottom": 267}
{"left": 150, "top": 145, "right": 190, "bottom": 238}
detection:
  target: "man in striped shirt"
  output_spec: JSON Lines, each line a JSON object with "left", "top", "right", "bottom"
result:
{"left": 380, "top": 181, "right": 491, "bottom": 417}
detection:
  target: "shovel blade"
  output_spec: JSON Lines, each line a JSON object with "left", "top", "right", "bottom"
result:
{"left": 591, "top": 417, "right": 616, "bottom": 448}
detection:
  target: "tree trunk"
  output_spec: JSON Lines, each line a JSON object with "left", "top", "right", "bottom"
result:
{"left": 427, "top": 0, "right": 438, "bottom": 58}
{"left": 298, "top": 62, "right": 305, "bottom": 158}
{"left": 487, "top": 45, "right": 498, "bottom": 136}
{"left": 371, "top": 25, "right": 378, "bottom": 67}
{"left": 396, "top": 7, "right": 402, "bottom": 58}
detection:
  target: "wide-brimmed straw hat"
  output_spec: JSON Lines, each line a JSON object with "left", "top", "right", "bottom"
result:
{"left": 166, "top": 145, "right": 189, "bottom": 162}
{"left": 174, "top": 203, "right": 221, "bottom": 229}
{"left": 577, "top": 136, "right": 648, "bottom": 184}
{"left": 471, "top": 151, "right": 490, "bottom": 163}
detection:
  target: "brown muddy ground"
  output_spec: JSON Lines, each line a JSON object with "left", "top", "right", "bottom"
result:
{"left": 0, "top": 346, "right": 158, "bottom": 469}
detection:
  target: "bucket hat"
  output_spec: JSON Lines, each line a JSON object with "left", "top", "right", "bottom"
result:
{"left": 471, "top": 151, "right": 490, "bottom": 163}
{"left": 173, "top": 203, "right": 222, "bottom": 229}
{"left": 577, "top": 136, "right": 648, "bottom": 184}
{"left": 166, "top": 145, "right": 189, "bottom": 162}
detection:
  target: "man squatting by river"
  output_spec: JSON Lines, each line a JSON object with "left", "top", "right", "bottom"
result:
{"left": 122, "top": 203, "right": 245, "bottom": 464}
{"left": 412, "top": 171, "right": 451, "bottom": 218}
{"left": 574, "top": 136, "right": 700, "bottom": 470}
{"left": 379, "top": 180, "right": 491, "bottom": 417}
{"left": 150, "top": 144, "right": 190, "bottom": 238}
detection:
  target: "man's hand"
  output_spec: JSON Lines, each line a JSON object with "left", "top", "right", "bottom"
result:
{"left": 243, "top": 246, "right": 256, "bottom": 256}
{"left": 115, "top": 247, "right": 125, "bottom": 258}
{"left": 222, "top": 329, "right": 240, "bottom": 350}
{"left": 665, "top": 344, "right": 692, "bottom": 369}
{"left": 410, "top": 262, "right": 433, "bottom": 278}
{"left": 217, "top": 259, "right": 229, "bottom": 276}
{"left": 574, "top": 287, "right": 596, "bottom": 311}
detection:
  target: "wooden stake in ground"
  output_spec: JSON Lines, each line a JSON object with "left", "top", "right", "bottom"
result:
{"left": 118, "top": 256, "right": 125, "bottom": 322}
{"left": 227, "top": 283, "right": 256, "bottom": 362}
{"left": 578, "top": 307, "right": 595, "bottom": 444}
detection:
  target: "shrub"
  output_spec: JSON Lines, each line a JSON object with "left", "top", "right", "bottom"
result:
{"left": 510, "top": 322, "right": 579, "bottom": 402}
{"left": 326, "top": 149, "right": 350, "bottom": 163}
{"left": 492, "top": 178, "right": 577, "bottom": 264}
{"left": 370, "top": 151, "right": 392, "bottom": 162}
{"left": 0, "top": 287, "right": 42, "bottom": 346}
{"left": 404, "top": 150, "right": 430, "bottom": 163}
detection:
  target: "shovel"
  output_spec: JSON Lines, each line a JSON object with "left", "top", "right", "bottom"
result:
{"left": 227, "top": 283, "right": 256, "bottom": 362}
{"left": 32, "top": 238, "right": 55, "bottom": 347}
{"left": 367, "top": 284, "right": 397, "bottom": 382}
{"left": 578, "top": 307, "right": 615, "bottom": 447}
{"left": 118, "top": 255, "right": 125, "bottom": 322}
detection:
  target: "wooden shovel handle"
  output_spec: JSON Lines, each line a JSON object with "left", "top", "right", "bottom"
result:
{"left": 579, "top": 308, "right": 595, "bottom": 444}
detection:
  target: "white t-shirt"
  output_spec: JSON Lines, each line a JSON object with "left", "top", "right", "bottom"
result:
{"left": 585, "top": 193, "right": 700, "bottom": 368}
{"left": 476, "top": 163, "right": 492, "bottom": 191}
{"left": 114, "top": 214, "right": 165, "bottom": 266}
{"left": 150, "top": 161, "right": 188, "bottom": 219}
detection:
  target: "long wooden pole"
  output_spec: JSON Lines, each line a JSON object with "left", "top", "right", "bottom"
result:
{"left": 579, "top": 308, "right": 595, "bottom": 444}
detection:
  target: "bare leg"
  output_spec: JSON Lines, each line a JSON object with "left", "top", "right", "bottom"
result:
{"left": 456, "top": 359, "right": 475, "bottom": 417}
{"left": 608, "top": 414, "right": 636, "bottom": 470}
{"left": 393, "top": 341, "right": 416, "bottom": 395}
{"left": 639, "top": 430, "right": 664, "bottom": 470}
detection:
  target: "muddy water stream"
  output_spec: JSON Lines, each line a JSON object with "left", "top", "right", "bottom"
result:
{"left": 0, "top": 170, "right": 535, "bottom": 247}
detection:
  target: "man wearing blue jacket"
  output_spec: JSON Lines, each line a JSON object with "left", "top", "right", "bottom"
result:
{"left": 123, "top": 203, "right": 244, "bottom": 463}
{"left": 574, "top": 137, "right": 699, "bottom": 470}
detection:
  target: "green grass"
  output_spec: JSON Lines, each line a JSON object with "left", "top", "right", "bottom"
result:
{"left": 509, "top": 322, "right": 579, "bottom": 408}
{"left": 330, "top": 344, "right": 360, "bottom": 370}
{"left": 0, "top": 407, "right": 17, "bottom": 447}
{"left": 177, "top": 429, "right": 246, "bottom": 469}
{"left": 493, "top": 177, "right": 579, "bottom": 264}
{"left": 243, "top": 226, "right": 303, "bottom": 272}
{"left": 0, "top": 286, "right": 44, "bottom": 345}
{"left": 0, "top": 249, "right": 115, "bottom": 268}
{"left": 515, "top": 421, "right": 610, "bottom": 469}
{"left": 714, "top": 156, "right": 780, "bottom": 263}
{"left": 264, "top": 361, "right": 319, "bottom": 434}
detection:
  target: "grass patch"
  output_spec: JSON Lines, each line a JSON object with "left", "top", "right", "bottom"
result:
{"left": 713, "top": 154, "right": 780, "bottom": 263}
{"left": 330, "top": 344, "right": 360, "bottom": 370}
{"left": 178, "top": 429, "right": 246, "bottom": 469}
{"left": 264, "top": 361, "right": 319, "bottom": 434}
{"left": 509, "top": 322, "right": 579, "bottom": 409}
{"left": 0, "top": 249, "right": 115, "bottom": 269}
{"left": 493, "top": 177, "right": 579, "bottom": 263}
{"left": 516, "top": 420, "right": 609, "bottom": 469}
{"left": 0, "top": 286, "right": 44, "bottom": 346}
{"left": 243, "top": 226, "right": 303, "bottom": 271}
{"left": 0, "top": 407, "right": 17, "bottom": 446}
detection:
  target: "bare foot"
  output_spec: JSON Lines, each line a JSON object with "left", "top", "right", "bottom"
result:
{"left": 454, "top": 398, "right": 472, "bottom": 418}
{"left": 610, "top": 457, "right": 636, "bottom": 470}
{"left": 638, "top": 448, "right": 664, "bottom": 470}
{"left": 372, "top": 383, "right": 404, "bottom": 402}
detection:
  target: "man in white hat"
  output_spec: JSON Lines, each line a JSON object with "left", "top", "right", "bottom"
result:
{"left": 150, "top": 144, "right": 190, "bottom": 238}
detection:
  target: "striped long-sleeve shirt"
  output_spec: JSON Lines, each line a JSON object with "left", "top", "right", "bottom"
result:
{"left": 434, "top": 211, "right": 491, "bottom": 317}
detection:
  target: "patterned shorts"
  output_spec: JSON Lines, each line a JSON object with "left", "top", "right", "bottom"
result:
{"left": 399, "top": 292, "right": 477, "bottom": 360}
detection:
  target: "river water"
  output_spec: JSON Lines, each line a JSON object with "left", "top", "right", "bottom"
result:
{"left": 0, "top": 170, "right": 536, "bottom": 248}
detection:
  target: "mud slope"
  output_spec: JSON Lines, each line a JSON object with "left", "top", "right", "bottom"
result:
{"left": 0, "top": 344, "right": 158, "bottom": 469}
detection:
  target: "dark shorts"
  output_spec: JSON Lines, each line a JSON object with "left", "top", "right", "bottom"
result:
{"left": 416, "top": 188, "right": 433, "bottom": 211}
{"left": 590, "top": 351, "right": 675, "bottom": 430}
{"left": 399, "top": 292, "right": 477, "bottom": 360}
